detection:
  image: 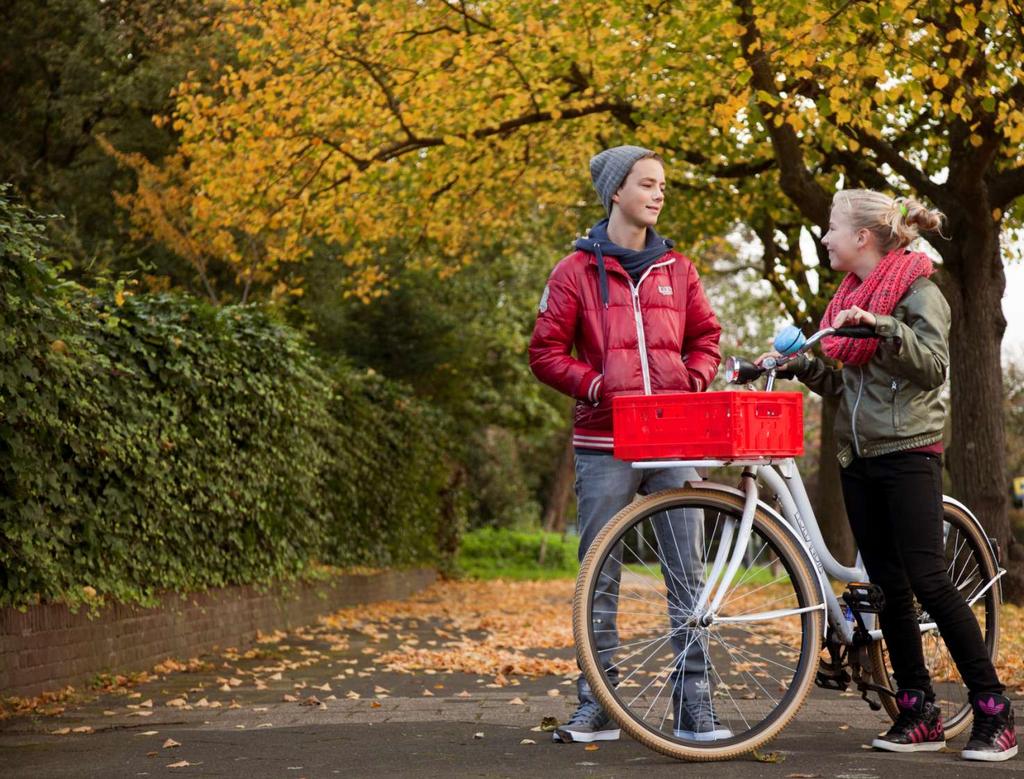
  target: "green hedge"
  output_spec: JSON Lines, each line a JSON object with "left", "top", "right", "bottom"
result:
{"left": 321, "top": 366, "right": 452, "bottom": 568}
{"left": 456, "top": 527, "right": 579, "bottom": 580}
{"left": 0, "top": 193, "right": 455, "bottom": 608}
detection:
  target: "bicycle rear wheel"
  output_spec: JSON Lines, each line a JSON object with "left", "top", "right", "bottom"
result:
{"left": 869, "top": 501, "right": 1001, "bottom": 738}
{"left": 573, "top": 485, "right": 825, "bottom": 761}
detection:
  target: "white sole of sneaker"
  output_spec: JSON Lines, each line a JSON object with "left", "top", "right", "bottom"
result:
{"left": 552, "top": 728, "right": 620, "bottom": 743}
{"left": 962, "top": 744, "right": 1018, "bottom": 761}
{"left": 674, "top": 728, "right": 733, "bottom": 741}
{"left": 870, "top": 738, "right": 946, "bottom": 752}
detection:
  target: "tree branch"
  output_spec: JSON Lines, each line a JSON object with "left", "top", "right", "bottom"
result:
{"left": 989, "top": 165, "right": 1024, "bottom": 209}
{"left": 835, "top": 124, "right": 949, "bottom": 207}
{"left": 735, "top": 0, "right": 832, "bottom": 226}
{"left": 665, "top": 147, "right": 775, "bottom": 179}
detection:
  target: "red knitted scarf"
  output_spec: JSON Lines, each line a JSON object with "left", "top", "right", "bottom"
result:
{"left": 820, "top": 249, "right": 935, "bottom": 366}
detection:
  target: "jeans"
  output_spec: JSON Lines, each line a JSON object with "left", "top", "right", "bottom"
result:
{"left": 840, "top": 451, "right": 1003, "bottom": 699}
{"left": 574, "top": 452, "right": 707, "bottom": 705}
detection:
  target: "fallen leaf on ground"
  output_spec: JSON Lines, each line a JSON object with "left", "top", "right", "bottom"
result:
{"left": 162, "top": 738, "right": 180, "bottom": 749}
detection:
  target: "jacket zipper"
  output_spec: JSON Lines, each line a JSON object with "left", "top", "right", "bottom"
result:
{"left": 629, "top": 259, "right": 674, "bottom": 396}
{"left": 891, "top": 377, "right": 900, "bottom": 433}
{"left": 851, "top": 366, "right": 865, "bottom": 457}
{"left": 630, "top": 283, "right": 652, "bottom": 394}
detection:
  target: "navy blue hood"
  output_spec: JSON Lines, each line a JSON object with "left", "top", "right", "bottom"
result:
{"left": 574, "top": 218, "right": 674, "bottom": 307}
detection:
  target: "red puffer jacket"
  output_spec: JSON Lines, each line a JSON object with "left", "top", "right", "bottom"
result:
{"left": 529, "top": 249, "right": 721, "bottom": 451}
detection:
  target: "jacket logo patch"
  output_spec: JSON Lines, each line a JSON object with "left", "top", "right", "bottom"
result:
{"left": 658, "top": 285, "right": 673, "bottom": 296}
{"left": 538, "top": 284, "right": 550, "bottom": 313}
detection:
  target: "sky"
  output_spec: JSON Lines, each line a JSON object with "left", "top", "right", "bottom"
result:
{"left": 1004, "top": 260, "right": 1024, "bottom": 366}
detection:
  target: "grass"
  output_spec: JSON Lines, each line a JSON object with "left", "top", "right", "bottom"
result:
{"left": 457, "top": 528, "right": 785, "bottom": 589}
{"left": 623, "top": 563, "right": 783, "bottom": 588}
{"left": 456, "top": 527, "right": 579, "bottom": 580}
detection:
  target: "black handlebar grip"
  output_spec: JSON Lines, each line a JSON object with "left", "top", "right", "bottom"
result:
{"left": 833, "top": 325, "right": 879, "bottom": 339}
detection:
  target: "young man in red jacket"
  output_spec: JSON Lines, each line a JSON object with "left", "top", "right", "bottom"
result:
{"left": 530, "top": 146, "right": 724, "bottom": 744}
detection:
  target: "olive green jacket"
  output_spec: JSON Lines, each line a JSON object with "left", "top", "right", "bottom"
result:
{"left": 788, "top": 276, "right": 950, "bottom": 467}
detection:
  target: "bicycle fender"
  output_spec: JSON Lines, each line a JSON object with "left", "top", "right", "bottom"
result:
{"left": 942, "top": 494, "right": 1004, "bottom": 602}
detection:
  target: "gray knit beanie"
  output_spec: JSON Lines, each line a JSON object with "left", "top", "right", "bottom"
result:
{"left": 589, "top": 145, "right": 656, "bottom": 214}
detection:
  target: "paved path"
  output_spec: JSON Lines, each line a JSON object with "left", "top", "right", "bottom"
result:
{"left": 2, "top": 591, "right": 1021, "bottom": 778}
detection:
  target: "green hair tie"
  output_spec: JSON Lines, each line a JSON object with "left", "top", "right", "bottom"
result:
{"left": 899, "top": 203, "right": 908, "bottom": 216}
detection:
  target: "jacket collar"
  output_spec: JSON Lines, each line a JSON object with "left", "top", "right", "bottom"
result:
{"left": 583, "top": 249, "right": 678, "bottom": 278}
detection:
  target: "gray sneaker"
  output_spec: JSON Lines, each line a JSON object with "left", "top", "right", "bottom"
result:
{"left": 552, "top": 700, "right": 621, "bottom": 743}
{"left": 672, "top": 675, "right": 733, "bottom": 741}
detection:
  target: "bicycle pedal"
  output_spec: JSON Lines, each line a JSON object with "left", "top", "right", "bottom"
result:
{"left": 815, "top": 658, "right": 850, "bottom": 691}
{"left": 814, "top": 671, "right": 849, "bottom": 692}
{"left": 842, "top": 582, "right": 885, "bottom": 614}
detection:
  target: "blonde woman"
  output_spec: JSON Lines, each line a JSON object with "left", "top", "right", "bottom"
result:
{"left": 760, "top": 189, "right": 1015, "bottom": 762}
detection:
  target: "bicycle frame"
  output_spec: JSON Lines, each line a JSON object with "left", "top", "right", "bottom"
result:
{"left": 630, "top": 457, "right": 1005, "bottom": 648}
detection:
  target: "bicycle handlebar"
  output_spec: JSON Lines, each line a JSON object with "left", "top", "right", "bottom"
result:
{"left": 725, "top": 325, "right": 881, "bottom": 385}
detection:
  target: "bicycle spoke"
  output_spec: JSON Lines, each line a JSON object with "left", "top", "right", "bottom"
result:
{"left": 575, "top": 490, "right": 823, "bottom": 754}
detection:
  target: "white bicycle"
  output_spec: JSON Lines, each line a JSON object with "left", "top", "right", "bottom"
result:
{"left": 573, "top": 326, "right": 1005, "bottom": 760}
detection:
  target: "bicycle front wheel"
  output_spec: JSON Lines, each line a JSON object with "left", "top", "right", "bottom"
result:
{"left": 869, "top": 500, "right": 1001, "bottom": 738}
{"left": 573, "top": 485, "right": 825, "bottom": 761}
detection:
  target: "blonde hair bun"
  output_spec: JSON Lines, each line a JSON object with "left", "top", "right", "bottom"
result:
{"left": 832, "top": 189, "right": 945, "bottom": 251}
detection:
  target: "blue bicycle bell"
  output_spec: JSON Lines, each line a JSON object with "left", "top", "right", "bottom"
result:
{"left": 773, "top": 325, "right": 806, "bottom": 355}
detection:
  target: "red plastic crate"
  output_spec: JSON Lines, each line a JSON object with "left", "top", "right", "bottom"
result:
{"left": 612, "top": 391, "right": 804, "bottom": 460}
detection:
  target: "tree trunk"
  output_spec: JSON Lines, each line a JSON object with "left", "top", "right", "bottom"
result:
{"left": 816, "top": 393, "right": 856, "bottom": 566}
{"left": 539, "top": 431, "right": 575, "bottom": 565}
{"left": 437, "top": 463, "right": 466, "bottom": 579}
{"left": 941, "top": 221, "right": 1024, "bottom": 599}
{"left": 542, "top": 431, "right": 575, "bottom": 534}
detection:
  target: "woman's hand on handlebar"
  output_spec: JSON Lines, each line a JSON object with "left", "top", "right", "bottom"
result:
{"left": 755, "top": 349, "right": 784, "bottom": 368}
{"left": 832, "top": 305, "right": 876, "bottom": 329}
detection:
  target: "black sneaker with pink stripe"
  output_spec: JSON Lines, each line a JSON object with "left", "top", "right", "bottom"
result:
{"left": 962, "top": 693, "right": 1018, "bottom": 762}
{"left": 871, "top": 688, "right": 945, "bottom": 753}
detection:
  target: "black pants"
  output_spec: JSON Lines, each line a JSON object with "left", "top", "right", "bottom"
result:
{"left": 841, "top": 450, "right": 1003, "bottom": 699}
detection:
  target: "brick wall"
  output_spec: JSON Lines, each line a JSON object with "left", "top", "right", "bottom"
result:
{"left": 0, "top": 568, "right": 436, "bottom": 698}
